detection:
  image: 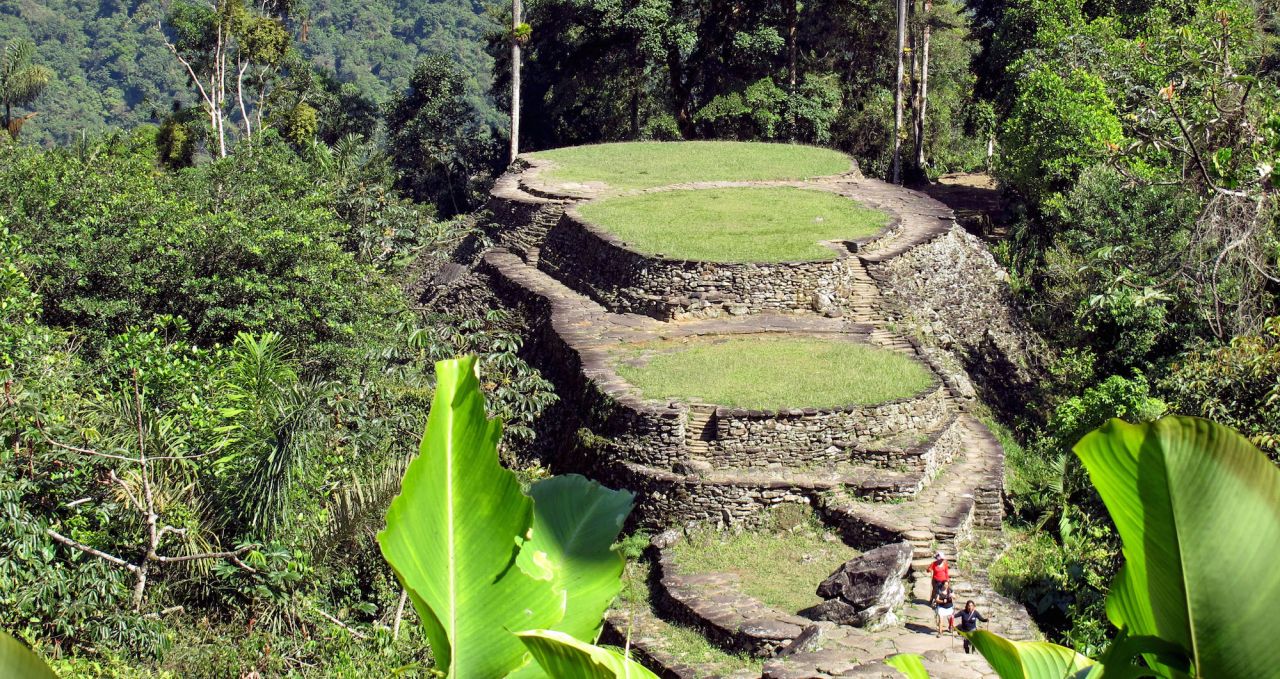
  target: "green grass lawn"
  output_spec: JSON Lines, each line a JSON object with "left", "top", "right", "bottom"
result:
{"left": 669, "top": 505, "right": 859, "bottom": 613}
{"left": 528, "top": 141, "right": 852, "bottom": 190}
{"left": 577, "top": 187, "right": 888, "bottom": 262}
{"left": 613, "top": 336, "right": 934, "bottom": 409}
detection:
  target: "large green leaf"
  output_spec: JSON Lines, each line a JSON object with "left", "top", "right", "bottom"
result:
{"left": 1073, "top": 417, "right": 1280, "bottom": 677}
{"left": 517, "top": 629, "right": 660, "bottom": 679}
{"left": 885, "top": 653, "right": 929, "bottom": 679}
{"left": 378, "top": 357, "right": 564, "bottom": 678}
{"left": 521, "top": 474, "right": 635, "bottom": 642}
{"left": 966, "top": 631, "right": 1096, "bottom": 679}
{"left": 0, "top": 631, "right": 57, "bottom": 679}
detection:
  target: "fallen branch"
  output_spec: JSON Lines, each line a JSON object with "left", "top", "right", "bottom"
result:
{"left": 313, "top": 606, "right": 369, "bottom": 640}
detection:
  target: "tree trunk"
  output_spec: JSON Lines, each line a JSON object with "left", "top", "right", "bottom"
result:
{"left": 786, "top": 0, "right": 798, "bottom": 91}
{"left": 892, "top": 0, "right": 906, "bottom": 184}
{"left": 667, "top": 0, "right": 694, "bottom": 138}
{"left": 631, "top": 87, "right": 641, "bottom": 139}
{"left": 392, "top": 589, "right": 408, "bottom": 639}
{"left": 914, "top": 0, "right": 932, "bottom": 169}
{"left": 510, "top": 0, "right": 522, "bottom": 163}
{"left": 237, "top": 59, "right": 252, "bottom": 141}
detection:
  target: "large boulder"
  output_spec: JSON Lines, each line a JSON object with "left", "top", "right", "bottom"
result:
{"left": 800, "top": 541, "right": 912, "bottom": 629}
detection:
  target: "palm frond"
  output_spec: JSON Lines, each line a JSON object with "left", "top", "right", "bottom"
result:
{"left": 315, "top": 451, "right": 415, "bottom": 560}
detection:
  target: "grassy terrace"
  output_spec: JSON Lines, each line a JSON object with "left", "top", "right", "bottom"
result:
{"left": 613, "top": 336, "right": 934, "bottom": 410}
{"left": 577, "top": 187, "right": 888, "bottom": 262}
{"left": 669, "top": 505, "right": 859, "bottom": 613}
{"left": 617, "top": 561, "right": 764, "bottom": 677}
{"left": 527, "top": 141, "right": 853, "bottom": 190}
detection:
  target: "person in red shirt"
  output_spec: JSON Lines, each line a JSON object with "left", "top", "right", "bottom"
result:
{"left": 927, "top": 551, "right": 950, "bottom": 602}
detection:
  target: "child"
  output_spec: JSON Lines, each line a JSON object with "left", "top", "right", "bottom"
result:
{"left": 932, "top": 583, "right": 956, "bottom": 636}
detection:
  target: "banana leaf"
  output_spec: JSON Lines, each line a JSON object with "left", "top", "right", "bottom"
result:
{"left": 378, "top": 357, "right": 564, "bottom": 678}
{"left": 1074, "top": 417, "right": 1280, "bottom": 678}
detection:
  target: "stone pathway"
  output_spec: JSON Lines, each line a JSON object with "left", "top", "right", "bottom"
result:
{"left": 434, "top": 158, "right": 1041, "bottom": 679}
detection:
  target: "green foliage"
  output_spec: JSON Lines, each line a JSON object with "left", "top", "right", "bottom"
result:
{"left": 378, "top": 356, "right": 636, "bottom": 678}
{"left": 516, "top": 630, "right": 659, "bottom": 679}
{"left": 885, "top": 654, "right": 929, "bottom": 679}
{"left": 965, "top": 632, "right": 1095, "bottom": 679}
{"left": 509, "top": 0, "right": 982, "bottom": 176}
{"left": 0, "top": 38, "right": 53, "bottom": 137}
{"left": 0, "top": 0, "right": 498, "bottom": 146}
{"left": 411, "top": 309, "right": 559, "bottom": 448}
{"left": 1162, "top": 317, "right": 1280, "bottom": 460}
{"left": 384, "top": 56, "right": 499, "bottom": 217}
{"left": 1025, "top": 165, "right": 1199, "bottom": 374}
{"left": 0, "top": 133, "right": 408, "bottom": 372}
{"left": 1074, "top": 417, "right": 1280, "bottom": 677}
{"left": 999, "top": 66, "right": 1122, "bottom": 206}
{"left": 990, "top": 530, "right": 1116, "bottom": 655}
{"left": 978, "top": 418, "right": 1280, "bottom": 679}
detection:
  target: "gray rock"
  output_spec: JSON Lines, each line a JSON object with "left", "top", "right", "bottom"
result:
{"left": 799, "top": 541, "right": 911, "bottom": 628}
{"left": 815, "top": 541, "right": 912, "bottom": 607}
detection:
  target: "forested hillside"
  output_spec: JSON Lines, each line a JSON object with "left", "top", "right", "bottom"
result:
{"left": 1, "top": 0, "right": 1278, "bottom": 676}
{"left": 0, "top": 0, "right": 497, "bottom": 146}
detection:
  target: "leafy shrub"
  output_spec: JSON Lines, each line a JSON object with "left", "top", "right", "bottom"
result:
{"left": 998, "top": 66, "right": 1122, "bottom": 207}
{"left": 991, "top": 529, "right": 1116, "bottom": 656}
{"left": 1162, "top": 317, "right": 1280, "bottom": 460}
{"left": 0, "top": 134, "right": 408, "bottom": 374}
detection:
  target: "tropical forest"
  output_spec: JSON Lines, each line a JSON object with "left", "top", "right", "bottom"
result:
{"left": 0, "top": 0, "right": 1277, "bottom": 677}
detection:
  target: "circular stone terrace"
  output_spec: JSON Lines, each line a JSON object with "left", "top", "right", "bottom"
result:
{"left": 466, "top": 141, "right": 1040, "bottom": 678}
{"left": 528, "top": 143, "right": 902, "bottom": 321}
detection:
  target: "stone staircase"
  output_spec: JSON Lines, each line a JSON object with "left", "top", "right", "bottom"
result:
{"left": 686, "top": 405, "right": 718, "bottom": 457}
{"left": 442, "top": 159, "right": 1042, "bottom": 679}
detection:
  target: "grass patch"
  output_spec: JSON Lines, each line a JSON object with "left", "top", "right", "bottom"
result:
{"left": 616, "top": 560, "right": 763, "bottom": 678}
{"left": 578, "top": 187, "right": 888, "bottom": 263}
{"left": 613, "top": 336, "right": 934, "bottom": 409}
{"left": 668, "top": 505, "right": 858, "bottom": 613}
{"left": 529, "top": 141, "right": 852, "bottom": 190}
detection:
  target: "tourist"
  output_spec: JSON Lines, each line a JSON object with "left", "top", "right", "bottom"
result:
{"left": 956, "top": 600, "right": 989, "bottom": 653}
{"left": 927, "top": 551, "right": 950, "bottom": 601}
{"left": 932, "top": 583, "right": 956, "bottom": 636}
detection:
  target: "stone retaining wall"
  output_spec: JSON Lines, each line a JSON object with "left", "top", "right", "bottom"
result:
{"left": 650, "top": 531, "right": 815, "bottom": 657}
{"left": 869, "top": 226, "right": 1049, "bottom": 418}
{"left": 615, "top": 462, "right": 812, "bottom": 528}
{"left": 539, "top": 210, "right": 864, "bottom": 320}
{"left": 704, "top": 384, "right": 947, "bottom": 466}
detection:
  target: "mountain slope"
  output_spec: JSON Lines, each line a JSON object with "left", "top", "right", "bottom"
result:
{"left": 0, "top": 0, "right": 499, "bottom": 146}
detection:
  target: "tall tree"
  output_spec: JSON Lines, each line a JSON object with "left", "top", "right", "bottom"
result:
{"left": 511, "top": 0, "right": 524, "bottom": 162}
{"left": 161, "top": 0, "right": 290, "bottom": 157}
{"left": 786, "top": 0, "right": 799, "bottom": 91}
{"left": 0, "top": 39, "right": 53, "bottom": 140}
{"left": 893, "top": 0, "right": 906, "bottom": 183}
{"left": 385, "top": 56, "right": 499, "bottom": 216}
{"left": 913, "top": 0, "right": 932, "bottom": 168}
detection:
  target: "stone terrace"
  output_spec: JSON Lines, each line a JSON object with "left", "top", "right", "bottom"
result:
{"left": 427, "top": 147, "right": 1041, "bottom": 678}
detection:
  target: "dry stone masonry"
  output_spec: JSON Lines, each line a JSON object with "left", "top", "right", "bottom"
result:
{"left": 424, "top": 149, "right": 1045, "bottom": 678}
